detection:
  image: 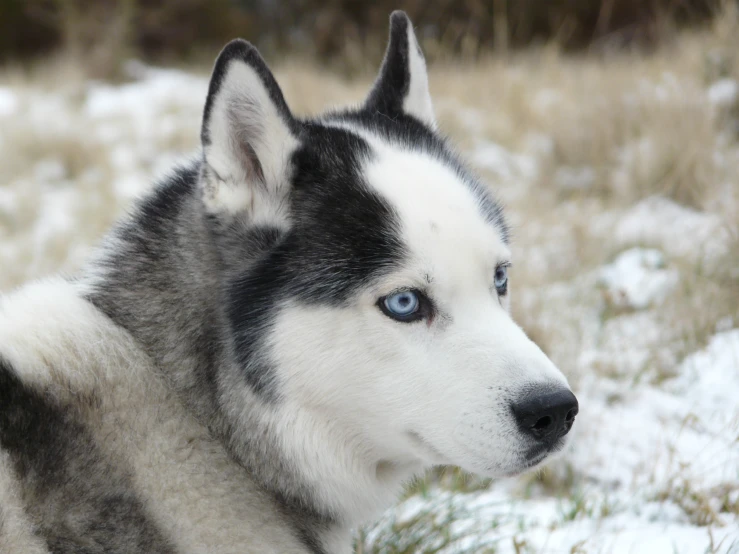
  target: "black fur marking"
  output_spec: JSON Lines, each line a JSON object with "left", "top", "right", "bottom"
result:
{"left": 227, "top": 124, "right": 406, "bottom": 398}
{"left": 365, "top": 11, "right": 413, "bottom": 121}
{"left": 0, "top": 358, "right": 176, "bottom": 553}
{"left": 297, "top": 527, "right": 329, "bottom": 554}
{"left": 201, "top": 38, "right": 298, "bottom": 147}
{"left": 326, "top": 108, "right": 510, "bottom": 243}
{"left": 224, "top": 240, "right": 289, "bottom": 398}
{"left": 289, "top": 124, "right": 407, "bottom": 303}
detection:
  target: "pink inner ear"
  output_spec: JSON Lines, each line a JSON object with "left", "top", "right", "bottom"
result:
{"left": 241, "top": 141, "right": 265, "bottom": 185}
{"left": 226, "top": 103, "right": 265, "bottom": 185}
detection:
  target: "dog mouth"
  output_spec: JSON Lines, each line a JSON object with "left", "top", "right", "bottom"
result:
{"left": 406, "top": 431, "right": 449, "bottom": 463}
{"left": 521, "top": 451, "right": 549, "bottom": 469}
{"left": 512, "top": 438, "right": 568, "bottom": 474}
{"left": 502, "top": 452, "right": 548, "bottom": 477}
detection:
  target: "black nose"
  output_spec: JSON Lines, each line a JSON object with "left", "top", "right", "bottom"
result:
{"left": 512, "top": 388, "right": 578, "bottom": 444}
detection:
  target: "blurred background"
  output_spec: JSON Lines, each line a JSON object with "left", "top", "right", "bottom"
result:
{"left": 0, "top": 0, "right": 730, "bottom": 77}
{"left": 1, "top": 1, "right": 738, "bottom": 553}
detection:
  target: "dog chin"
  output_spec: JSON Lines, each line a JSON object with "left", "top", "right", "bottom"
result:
{"left": 506, "top": 438, "right": 569, "bottom": 476}
{"left": 405, "top": 431, "right": 453, "bottom": 465}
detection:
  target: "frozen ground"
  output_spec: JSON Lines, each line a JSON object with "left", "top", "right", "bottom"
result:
{"left": 1, "top": 35, "right": 738, "bottom": 554}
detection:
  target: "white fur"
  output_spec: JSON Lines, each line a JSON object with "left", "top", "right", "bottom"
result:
{"left": 362, "top": 145, "right": 569, "bottom": 475}
{"left": 0, "top": 279, "right": 130, "bottom": 394}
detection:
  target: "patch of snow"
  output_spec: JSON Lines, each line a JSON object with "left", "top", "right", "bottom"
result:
{"left": 610, "top": 137, "right": 655, "bottom": 192}
{"left": 33, "top": 186, "right": 76, "bottom": 243}
{"left": 708, "top": 78, "right": 739, "bottom": 108}
{"left": 0, "top": 87, "right": 19, "bottom": 117}
{"left": 578, "top": 311, "right": 673, "bottom": 378}
{"left": 614, "top": 196, "right": 730, "bottom": 264}
{"left": 532, "top": 88, "right": 562, "bottom": 114}
{"left": 450, "top": 104, "right": 486, "bottom": 135}
{"left": 716, "top": 316, "right": 735, "bottom": 333}
{"left": 470, "top": 140, "right": 538, "bottom": 183}
{"left": 26, "top": 94, "right": 74, "bottom": 133}
{"left": 113, "top": 172, "right": 151, "bottom": 201}
{"left": 574, "top": 328, "right": 739, "bottom": 504}
{"left": 84, "top": 64, "right": 207, "bottom": 130}
{"left": 33, "top": 159, "right": 67, "bottom": 183}
{"left": 109, "top": 145, "right": 140, "bottom": 172}
{"left": 0, "top": 187, "right": 17, "bottom": 215}
{"left": 554, "top": 165, "right": 597, "bottom": 193}
{"left": 666, "top": 329, "right": 739, "bottom": 431}
{"left": 599, "top": 248, "right": 678, "bottom": 309}
{"left": 367, "top": 483, "right": 739, "bottom": 554}
{"left": 523, "top": 132, "right": 554, "bottom": 160}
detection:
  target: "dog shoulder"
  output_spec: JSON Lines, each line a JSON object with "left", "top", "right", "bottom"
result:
{"left": 0, "top": 280, "right": 182, "bottom": 553}
{"left": 0, "top": 278, "right": 150, "bottom": 395}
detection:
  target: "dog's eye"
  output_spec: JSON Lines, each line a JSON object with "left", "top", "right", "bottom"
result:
{"left": 494, "top": 265, "right": 508, "bottom": 295}
{"left": 379, "top": 290, "right": 424, "bottom": 322}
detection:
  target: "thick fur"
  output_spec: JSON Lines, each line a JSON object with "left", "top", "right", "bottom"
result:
{"left": 0, "top": 11, "right": 575, "bottom": 554}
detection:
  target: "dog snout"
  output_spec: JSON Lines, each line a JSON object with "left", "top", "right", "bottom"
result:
{"left": 511, "top": 388, "right": 578, "bottom": 444}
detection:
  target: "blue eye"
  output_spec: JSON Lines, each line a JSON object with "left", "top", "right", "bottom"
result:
{"left": 494, "top": 265, "right": 508, "bottom": 294}
{"left": 380, "top": 290, "right": 423, "bottom": 322}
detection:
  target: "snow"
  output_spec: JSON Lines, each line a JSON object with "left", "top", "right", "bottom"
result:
{"left": 708, "top": 79, "right": 739, "bottom": 108}
{"left": 553, "top": 165, "right": 597, "bottom": 193}
{"left": 84, "top": 65, "right": 207, "bottom": 122}
{"left": 33, "top": 159, "right": 67, "bottom": 183}
{"left": 614, "top": 196, "right": 731, "bottom": 264}
{"left": 0, "top": 87, "right": 18, "bottom": 117}
{"left": 470, "top": 140, "right": 539, "bottom": 183}
{"left": 577, "top": 311, "right": 673, "bottom": 379}
{"left": 599, "top": 248, "right": 679, "bottom": 309}
{"left": 0, "top": 187, "right": 17, "bottom": 215}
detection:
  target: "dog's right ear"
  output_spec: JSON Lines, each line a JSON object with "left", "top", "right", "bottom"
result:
{"left": 200, "top": 40, "right": 299, "bottom": 219}
{"left": 365, "top": 11, "right": 436, "bottom": 128}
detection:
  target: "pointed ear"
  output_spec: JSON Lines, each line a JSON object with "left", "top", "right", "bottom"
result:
{"left": 365, "top": 11, "right": 435, "bottom": 128}
{"left": 200, "top": 39, "right": 299, "bottom": 218}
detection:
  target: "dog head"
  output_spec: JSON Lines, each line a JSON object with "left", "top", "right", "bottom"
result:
{"left": 199, "top": 11, "right": 577, "bottom": 482}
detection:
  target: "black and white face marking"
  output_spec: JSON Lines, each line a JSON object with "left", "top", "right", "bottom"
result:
{"left": 198, "top": 10, "right": 575, "bottom": 483}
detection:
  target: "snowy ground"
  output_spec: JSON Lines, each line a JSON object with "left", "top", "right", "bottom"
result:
{"left": 1, "top": 25, "right": 738, "bottom": 554}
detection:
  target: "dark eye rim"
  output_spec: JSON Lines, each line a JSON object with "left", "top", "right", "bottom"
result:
{"left": 377, "top": 289, "right": 433, "bottom": 323}
{"left": 494, "top": 262, "right": 511, "bottom": 296}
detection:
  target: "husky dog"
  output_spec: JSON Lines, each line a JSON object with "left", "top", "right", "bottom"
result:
{"left": 0, "top": 11, "right": 578, "bottom": 554}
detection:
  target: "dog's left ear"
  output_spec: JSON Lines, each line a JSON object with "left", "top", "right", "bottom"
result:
{"left": 365, "top": 11, "right": 436, "bottom": 128}
{"left": 199, "top": 39, "right": 299, "bottom": 220}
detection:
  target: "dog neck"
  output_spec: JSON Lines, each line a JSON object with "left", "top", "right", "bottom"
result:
{"left": 83, "top": 166, "right": 422, "bottom": 552}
